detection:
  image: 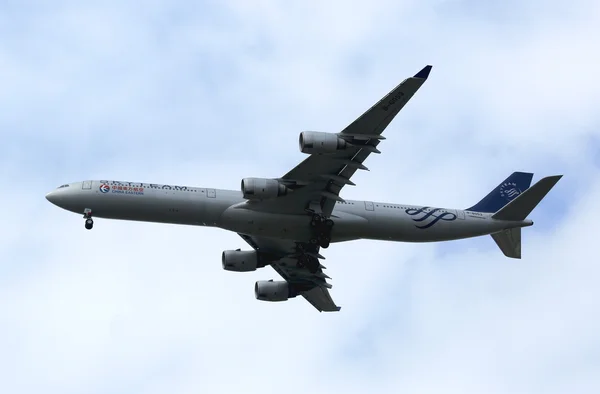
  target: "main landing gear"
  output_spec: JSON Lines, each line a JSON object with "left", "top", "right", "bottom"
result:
{"left": 309, "top": 214, "right": 334, "bottom": 248}
{"left": 83, "top": 208, "right": 94, "bottom": 230}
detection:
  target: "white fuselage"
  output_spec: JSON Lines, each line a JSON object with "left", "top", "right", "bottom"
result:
{"left": 46, "top": 180, "right": 533, "bottom": 243}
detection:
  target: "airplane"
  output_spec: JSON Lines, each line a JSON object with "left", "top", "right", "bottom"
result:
{"left": 45, "top": 65, "right": 562, "bottom": 312}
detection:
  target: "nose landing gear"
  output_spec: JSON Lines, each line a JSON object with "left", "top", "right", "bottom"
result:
{"left": 83, "top": 208, "right": 94, "bottom": 230}
{"left": 309, "top": 213, "right": 334, "bottom": 248}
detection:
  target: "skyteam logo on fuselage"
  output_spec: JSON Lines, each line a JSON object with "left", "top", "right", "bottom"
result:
{"left": 500, "top": 182, "right": 521, "bottom": 201}
{"left": 99, "top": 184, "right": 110, "bottom": 193}
{"left": 405, "top": 206, "right": 457, "bottom": 229}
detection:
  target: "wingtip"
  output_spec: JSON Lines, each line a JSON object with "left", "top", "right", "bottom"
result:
{"left": 414, "top": 65, "right": 432, "bottom": 79}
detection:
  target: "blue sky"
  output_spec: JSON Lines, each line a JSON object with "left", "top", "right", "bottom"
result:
{"left": 1, "top": 1, "right": 599, "bottom": 393}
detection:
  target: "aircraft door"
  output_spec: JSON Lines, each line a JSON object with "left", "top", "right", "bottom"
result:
{"left": 365, "top": 201, "right": 374, "bottom": 211}
{"left": 455, "top": 209, "right": 465, "bottom": 219}
{"left": 82, "top": 180, "right": 92, "bottom": 190}
{"left": 207, "top": 188, "right": 216, "bottom": 198}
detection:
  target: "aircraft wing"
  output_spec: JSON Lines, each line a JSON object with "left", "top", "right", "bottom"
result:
{"left": 251, "top": 65, "right": 432, "bottom": 216}
{"left": 239, "top": 233, "right": 341, "bottom": 312}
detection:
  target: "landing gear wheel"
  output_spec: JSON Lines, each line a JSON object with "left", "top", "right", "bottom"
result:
{"left": 309, "top": 237, "right": 319, "bottom": 245}
{"left": 317, "top": 235, "right": 330, "bottom": 249}
{"left": 85, "top": 218, "right": 94, "bottom": 230}
{"left": 310, "top": 214, "right": 322, "bottom": 227}
{"left": 324, "top": 219, "right": 334, "bottom": 228}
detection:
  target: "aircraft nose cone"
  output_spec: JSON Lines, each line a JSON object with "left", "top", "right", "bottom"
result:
{"left": 45, "top": 191, "right": 59, "bottom": 205}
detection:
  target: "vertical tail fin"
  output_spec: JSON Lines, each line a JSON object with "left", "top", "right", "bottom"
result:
{"left": 467, "top": 172, "right": 534, "bottom": 213}
{"left": 489, "top": 174, "right": 562, "bottom": 259}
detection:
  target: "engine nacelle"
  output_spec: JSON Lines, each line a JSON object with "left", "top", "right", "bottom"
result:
{"left": 299, "top": 131, "right": 348, "bottom": 154}
{"left": 254, "top": 280, "right": 291, "bottom": 302}
{"left": 222, "top": 250, "right": 259, "bottom": 272}
{"left": 241, "top": 178, "right": 289, "bottom": 200}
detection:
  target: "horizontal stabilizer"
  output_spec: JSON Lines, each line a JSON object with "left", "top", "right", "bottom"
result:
{"left": 492, "top": 175, "right": 562, "bottom": 221}
{"left": 491, "top": 228, "right": 522, "bottom": 259}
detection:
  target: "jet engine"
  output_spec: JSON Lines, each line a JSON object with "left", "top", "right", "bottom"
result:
{"left": 254, "top": 280, "right": 292, "bottom": 302}
{"left": 241, "top": 178, "right": 289, "bottom": 200}
{"left": 299, "top": 131, "right": 348, "bottom": 154}
{"left": 222, "top": 250, "right": 260, "bottom": 272}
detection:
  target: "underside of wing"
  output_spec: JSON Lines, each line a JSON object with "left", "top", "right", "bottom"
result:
{"left": 301, "top": 286, "right": 341, "bottom": 312}
{"left": 238, "top": 233, "right": 341, "bottom": 312}
{"left": 242, "top": 65, "right": 432, "bottom": 217}
{"left": 220, "top": 66, "right": 433, "bottom": 311}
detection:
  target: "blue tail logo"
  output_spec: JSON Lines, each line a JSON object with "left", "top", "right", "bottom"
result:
{"left": 405, "top": 207, "right": 457, "bottom": 229}
{"left": 467, "top": 172, "right": 533, "bottom": 213}
{"left": 500, "top": 182, "right": 522, "bottom": 199}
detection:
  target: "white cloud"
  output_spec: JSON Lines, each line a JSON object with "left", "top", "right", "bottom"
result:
{"left": 1, "top": 1, "right": 599, "bottom": 393}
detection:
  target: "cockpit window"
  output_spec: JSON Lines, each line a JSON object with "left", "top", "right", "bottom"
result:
{"left": 58, "top": 184, "right": 70, "bottom": 189}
